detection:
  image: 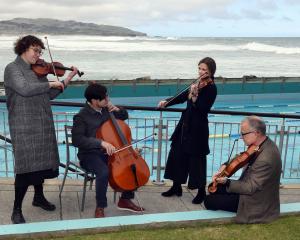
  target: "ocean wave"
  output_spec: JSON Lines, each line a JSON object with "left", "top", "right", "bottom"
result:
{"left": 0, "top": 36, "right": 299, "bottom": 55}
{"left": 239, "top": 42, "right": 300, "bottom": 55}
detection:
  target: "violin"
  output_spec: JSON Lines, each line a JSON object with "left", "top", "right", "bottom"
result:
{"left": 96, "top": 109, "right": 150, "bottom": 192}
{"left": 208, "top": 144, "right": 260, "bottom": 193}
{"left": 32, "top": 59, "right": 84, "bottom": 78}
{"left": 189, "top": 75, "right": 213, "bottom": 98}
{"left": 164, "top": 73, "right": 213, "bottom": 107}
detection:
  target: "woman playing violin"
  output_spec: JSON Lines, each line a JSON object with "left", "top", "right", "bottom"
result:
{"left": 158, "top": 57, "right": 217, "bottom": 204}
{"left": 204, "top": 116, "right": 282, "bottom": 224}
{"left": 4, "top": 35, "right": 78, "bottom": 224}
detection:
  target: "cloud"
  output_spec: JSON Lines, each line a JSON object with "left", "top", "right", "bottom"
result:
{"left": 0, "top": 0, "right": 299, "bottom": 37}
{"left": 0, "top": 0, "right": 240, "bottom": 25}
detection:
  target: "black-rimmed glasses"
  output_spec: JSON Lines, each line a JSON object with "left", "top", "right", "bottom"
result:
{"left": 29, "top": 47, "right": 43, "bottom": 55}
{"left": 240, "top": 131, "right": 255, "bottom": 136}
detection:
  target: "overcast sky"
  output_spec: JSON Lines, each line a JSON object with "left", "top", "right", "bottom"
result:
{"left": 0, "top": 0, "right": 299, "bottom": 37}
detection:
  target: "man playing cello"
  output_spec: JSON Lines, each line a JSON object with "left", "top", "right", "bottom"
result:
{"left": 72, "top": 83, "right": 144, "bottom": 218}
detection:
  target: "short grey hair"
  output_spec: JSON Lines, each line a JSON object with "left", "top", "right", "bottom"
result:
{"left": 242, "top": 116, "right": 266, "bottom": 135}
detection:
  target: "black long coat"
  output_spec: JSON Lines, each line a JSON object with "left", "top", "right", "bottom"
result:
{"left": 164, "top": 83, "right": 217, "bottom": 185}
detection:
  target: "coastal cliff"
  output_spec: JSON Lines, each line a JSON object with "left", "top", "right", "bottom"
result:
{"left": 0, "top": 18, "right": 147, "bottom": 36}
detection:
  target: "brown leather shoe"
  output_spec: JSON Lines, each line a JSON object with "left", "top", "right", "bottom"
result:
{"left": 117, "top": 198, "right": 145, "bottom": 213}
{"left": 95, "top": 207, "right": 105, "bottom": 218}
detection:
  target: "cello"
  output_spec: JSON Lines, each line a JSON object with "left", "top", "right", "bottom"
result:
{"left": 96, "top": 109, "right": 150, "bottom": 192}
{"left": 208, "top": 144, "right": 260, "bottom": 193}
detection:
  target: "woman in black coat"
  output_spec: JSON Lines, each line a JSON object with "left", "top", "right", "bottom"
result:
{"left": 157, "top": 57, "right": 217, "bottom": 204}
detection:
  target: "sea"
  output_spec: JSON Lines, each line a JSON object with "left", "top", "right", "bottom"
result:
{"left": 1, "top": 36, "right": 300, "bottom": 180}
{"left": 0, "top": 35, "right": 300, "bottom": 81}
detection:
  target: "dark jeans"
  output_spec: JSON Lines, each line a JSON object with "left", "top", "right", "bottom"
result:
{"left": 204, "top": 185, "right": 239, "bottom": 212}
{"left": 78, "top": 150, "right": 134, "bottom": 208}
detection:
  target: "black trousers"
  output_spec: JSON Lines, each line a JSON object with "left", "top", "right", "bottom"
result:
{"left": 204, "top": 185, "right": 239, "bottom": 212}
{"left": 164, "top": 140, "right": 207, "bottom": 189}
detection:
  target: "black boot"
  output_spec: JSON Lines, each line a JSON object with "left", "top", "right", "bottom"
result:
{"left": 192, "top": 187, "right": 206, "bottom": 204}
{"left": 33, "top": 184, "right": 56, "bottom": 211}
{"left": 11, "top": 207, "right": 26, "bottom": 224}
{"left": 161, "top": 183, "right": 182, "bottom": 197}
{"left": 32, "top": 195, "right": 56, "bottom": 211}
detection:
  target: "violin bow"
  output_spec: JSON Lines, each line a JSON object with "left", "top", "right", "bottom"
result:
{"left": 163, "top": 72, "right": 210, "bottom": 107}
{"left": 44, "top": 36, "right": 60, "bottom": 82}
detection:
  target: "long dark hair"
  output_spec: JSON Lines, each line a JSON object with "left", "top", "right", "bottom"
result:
{"left": 199, "top": 57, "right": 216, "bottom": 78}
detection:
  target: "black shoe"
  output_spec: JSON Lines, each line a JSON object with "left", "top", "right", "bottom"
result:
{"left": 32, "top": 196, "right": 56, "bottom": 211}
{"left": 192, "top": 188, "right": 206, "bottom": 204}
{"left": 161, "top": 185, "right": 182, "bottom": 197}
{"left": 11, "top": 208, "right": 26, "bottom": 224}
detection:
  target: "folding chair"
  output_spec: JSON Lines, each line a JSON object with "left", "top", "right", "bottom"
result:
{"left": 59, "top": 125, "right": 95, "bottom": 212}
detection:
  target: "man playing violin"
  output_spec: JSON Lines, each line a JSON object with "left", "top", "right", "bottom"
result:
{"left": 158, "top": 57, "right": 217, "bottom": 204}
{"left": 204, "top": 116, "right": 282, "bottom": 223}
{"left": 72, "top": 83, "right": 144, "bottom": 218}
{"left": 4, "top": 35, "right": 78, "bottom": 224}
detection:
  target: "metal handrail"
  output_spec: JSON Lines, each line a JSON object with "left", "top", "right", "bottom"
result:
{"left": 1, "top": 99, "right": 299, "bottom": 119}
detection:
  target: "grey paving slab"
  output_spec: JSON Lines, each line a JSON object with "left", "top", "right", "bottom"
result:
{"left": 1, "top": 178, "right": 300, "bottom": 226}
{"left": 0, "top": 184, "right": 14, "bottom": 191}
{"left": 59, "top": 192, "right": 81, "bottom": 220}
{"left": 77, "top": 191, "right": 97, "bottom": 219}
{"left": 0, "top": 190, "right": 14, "bottom": 225}
{"left": 180, "top": 190, "right": 205, "bottom": 211}
{"left": 137, "top": 191, "right": 188, "bottom": 214}
{"left": 21, "top": 191, "right": 60, "bottom": 223}
{"left": 280, "top": 188, "right": 300, "bottom": 203}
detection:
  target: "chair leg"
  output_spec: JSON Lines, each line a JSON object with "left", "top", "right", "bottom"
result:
{"left": 81, "top": 175, "right": 88, "bottom": 212}
{"left": 59, "top": 164, "right": 69, "bottom": 220}
{"left": 59, "top": 165, "right": 69, "bottom": 197}
{"left": 114, "top": 191, "right": 117, "bottom": 203}
{"left": 89, "top": 174, "right": 94, "bottom": 190}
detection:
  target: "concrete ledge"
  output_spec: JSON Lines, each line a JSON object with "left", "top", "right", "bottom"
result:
{"left": 1, "top": 203, "right": 300, "bottom": 238}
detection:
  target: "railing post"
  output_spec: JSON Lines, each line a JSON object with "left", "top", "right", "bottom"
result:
{"left": 153, "top": 111, "right": 165, "bottom": 185}
{"left": 278, "top": 118, "right": 286, "bottom": 178}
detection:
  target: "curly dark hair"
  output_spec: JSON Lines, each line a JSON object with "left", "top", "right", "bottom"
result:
{"left": 198, "top": 57, "right": 216, "bottom": 77}
{"left": 14, "top": 35, "right": 45, "bottom": 55}
{"left": 84, "top": 83, "right": 108, "bottom": 103}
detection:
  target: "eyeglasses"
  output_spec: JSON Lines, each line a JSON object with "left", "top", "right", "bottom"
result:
{"left": 240, "top": 131, "right": 255, "bottom": 136}
{"left": 29, "top": 47, "right": 43, "bottom": 55}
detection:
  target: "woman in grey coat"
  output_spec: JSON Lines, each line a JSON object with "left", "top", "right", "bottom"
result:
{"left": 4, "top": 35, "right": 78, "bottom": 224}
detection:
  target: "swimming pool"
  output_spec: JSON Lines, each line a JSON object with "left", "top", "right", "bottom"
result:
{"left": 1, "top": 93, "right": 300, "bottom": 182}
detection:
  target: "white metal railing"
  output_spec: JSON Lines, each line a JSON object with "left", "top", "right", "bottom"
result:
{"left": 1, "top": 109, "right": 300, "bottom": 181}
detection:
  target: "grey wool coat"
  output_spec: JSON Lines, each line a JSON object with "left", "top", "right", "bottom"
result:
{"left": 4, "top": 56, "right": 62, "bottom": 174}
{"left": 227, "top": 137, "right": 282, "bottom": 223}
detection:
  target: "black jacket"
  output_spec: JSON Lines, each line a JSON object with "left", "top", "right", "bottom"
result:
{"left": 72, "top": 103, "right": 128, "bottom": 155}
{"left": 167, "top": 83, "right": 217, "bottom": 155}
